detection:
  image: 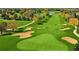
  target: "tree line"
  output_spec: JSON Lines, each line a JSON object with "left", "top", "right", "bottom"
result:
{"left": 0, "top": 20, "right": 17, "bottom": 35}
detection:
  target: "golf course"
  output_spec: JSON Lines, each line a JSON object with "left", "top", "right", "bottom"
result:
{"left": 0, "top": 9, "right": 79, "bottom": 51}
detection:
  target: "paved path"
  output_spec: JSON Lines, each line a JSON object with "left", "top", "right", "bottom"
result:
{"left": 73, "top": 26, "right": 79, "bottom": 37}
{"left": 17, "top": 21, "right": 35, "bottom": 29}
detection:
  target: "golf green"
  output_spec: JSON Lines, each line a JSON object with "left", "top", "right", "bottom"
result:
{"left": 17, "top": 34, "right": 68, "bottom": 51}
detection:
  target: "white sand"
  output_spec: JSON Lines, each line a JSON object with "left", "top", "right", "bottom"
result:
{"left": 12, "top": 31, "right": 34, "bottom": 39}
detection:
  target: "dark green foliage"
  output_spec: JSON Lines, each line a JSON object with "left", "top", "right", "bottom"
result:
{"left": 76, "top": 24, "right": 79, "bottom": 34}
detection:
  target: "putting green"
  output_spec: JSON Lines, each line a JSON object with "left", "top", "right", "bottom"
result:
{"left": 17, "top": 34, "right": 68, "bottom": 51}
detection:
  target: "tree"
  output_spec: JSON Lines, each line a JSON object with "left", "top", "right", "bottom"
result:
{"left": 6, "top": 20, "right": 17, "bottom": 32}
{"left": 76, "top": 23, "right": 79, "bottom": 34}
{"left": 69, "top": 18, "right": 78, "bottom": 26}
{"left": 0, "top": 22, "right": 7, "bottom": 35}
{"left": 74, "top": 41, "right": 79, "bottom": 51}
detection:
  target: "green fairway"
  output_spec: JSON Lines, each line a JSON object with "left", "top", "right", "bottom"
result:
{"left": 46, "top": 13, "right": 77, "bottom": 50}
{"left": 17, "top": 34, "right": 68, "bottom": 51}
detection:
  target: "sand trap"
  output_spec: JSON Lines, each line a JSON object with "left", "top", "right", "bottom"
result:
{"left": 12, "top": 31, "right": 34, "bottom": 39}
{"left": 62, "top": 37, "right": 78, "bottom": 44}
{"left": 25, "top": 27, "right": 32, "bottom": 31}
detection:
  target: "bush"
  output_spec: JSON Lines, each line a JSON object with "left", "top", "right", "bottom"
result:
{"left": 17, "top": 28, "right": 25, "bottom": 32}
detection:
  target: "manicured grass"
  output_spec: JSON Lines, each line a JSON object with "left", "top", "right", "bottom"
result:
{"left": 16, "top": 20, "right": 31, "bottom": 27}
{"left": 46, "top": 13, "right": 77, "bottom": 50}
{"left": 17, "top": 34, "right": 68, "bottom": 51}
{"left": 0, "top": 35, "right": 20, "bottom": 50}
{"left": 16, "top": 12, "right": 78, "bottom": 51}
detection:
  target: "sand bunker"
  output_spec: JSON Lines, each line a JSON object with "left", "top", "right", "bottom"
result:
{"left": 73, "top": 26, "right": 79, "bottom": 37}
{"left": 25, "top": 27, "right": 32, "bottom": 31}
{"left": 62, "top": 37, "right": 78, "bottom": 44}
{"left": 12, "top": 31, "right": 34, "bottom": 39}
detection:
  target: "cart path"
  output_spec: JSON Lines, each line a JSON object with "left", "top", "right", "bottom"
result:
{"left": 17, "top": 21, "right": 35, "bottom": 29}
{"left": 73, "top": 26, "right": 79, "bottom": 37}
